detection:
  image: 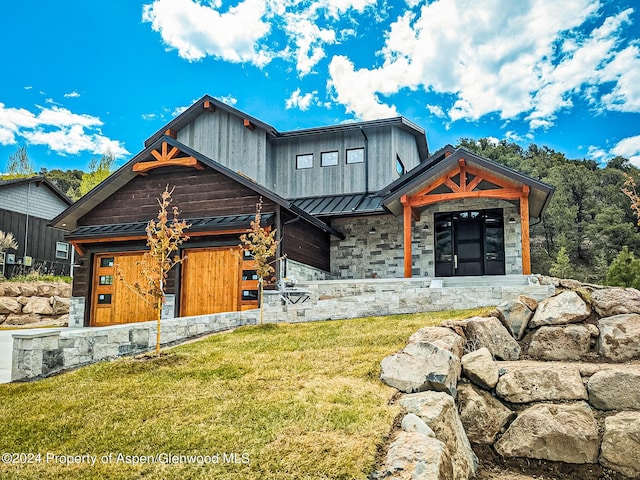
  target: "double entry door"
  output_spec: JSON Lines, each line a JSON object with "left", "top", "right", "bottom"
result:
{"left": 434, "top": 209, "right": 505, "bottom": 277}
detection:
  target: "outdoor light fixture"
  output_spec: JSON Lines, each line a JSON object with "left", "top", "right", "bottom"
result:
{"left": 422, "top": 224, "right": 429, "bottom": 231}
{"left": 508, "top": 217, "right": 516, "bottom": 224}
{"left": 369, "top": 227, "right": 376, "bottom": 234}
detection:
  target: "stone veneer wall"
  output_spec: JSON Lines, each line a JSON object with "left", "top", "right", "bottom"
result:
{"left": 263, "top": 277, "right": 554, "bottom": 324}
{"left": 330, "top": 199, "right": 522, "bottom": 279}
{"left": 12, "top": 310, "right": 259, "bottom": 381}
{"left": 283, "top": 259, "right": 329, "bottom": 281}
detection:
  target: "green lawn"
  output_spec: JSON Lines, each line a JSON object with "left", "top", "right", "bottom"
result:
{"left": 0, "top": 308, "right": 490, "bottom": 480}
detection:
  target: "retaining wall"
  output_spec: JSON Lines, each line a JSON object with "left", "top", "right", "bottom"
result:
{"left": 11, "top": 277, "right": 554, "bottom": 382}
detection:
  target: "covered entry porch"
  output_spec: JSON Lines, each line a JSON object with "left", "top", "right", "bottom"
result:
{"left": 382, "top": 147, "right": 554, "bottom": 279}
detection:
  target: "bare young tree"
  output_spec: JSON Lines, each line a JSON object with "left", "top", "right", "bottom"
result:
{"left": 117, "top": 186, "right": 190, "bottom": 356}
{"left": 623, "top": 172, "right": 640, "bottom": 226}
{"left": 239, "top": 198, "right": 281, "bottom": 325}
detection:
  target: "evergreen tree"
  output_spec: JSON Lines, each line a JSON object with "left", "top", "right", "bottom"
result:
{"left": 549, "top": 246, "right": 573, "bottom": 278}
{"left": 606, "top": 246, "right": 640, "bottom": 289}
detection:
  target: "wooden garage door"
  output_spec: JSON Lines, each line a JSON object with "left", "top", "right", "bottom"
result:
{"left": 180, "top": 247, "right": 242, "bottom": 317}
{"left": 91, "top": 252, "right": 157, "bottom": 327}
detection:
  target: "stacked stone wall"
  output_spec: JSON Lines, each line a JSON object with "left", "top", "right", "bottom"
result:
{"left": 0, "top": 281, "right": 71, "bottom": 327}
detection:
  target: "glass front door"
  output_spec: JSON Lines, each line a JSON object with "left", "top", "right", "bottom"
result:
{"left": 434, "top": 209, "right": 505, "bottom": 277}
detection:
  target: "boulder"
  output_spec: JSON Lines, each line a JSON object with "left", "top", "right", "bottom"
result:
{"left": 529, "top": 290, "right": 590, "bottom": 328}
{"left": 587, "top": 368, "right": 640, "bottom": 411}
{"left": 457, "top": 384, "right": 514, "bottom": 445}
{"left": 2, "top": 284, "right": 22, "bottom": 297}
{"left": 400, "top": 391, "right": 477, "bottom": 480}
{"left": 600, "top": 411, "right": 640, "bottom": 479}
{"left": 527, "top": 325, "right": 591, "bottom": 361}
{"left": 495, "top": 362, "right": 588, "bottom": 403}
{"left": 408, "top": 326, "right": 465, "bottom": 358}
{"left": 22, "top": 297, "right": 54, "bottom": 315}
{"left": 5, "top": 313, "right": 40, "bottom": 325}
{"left": 591, "top": 287, "right": 640, "bottom": 317}
{"left": 460, "top": 347, "right": 499, "bottom": 389}
{"left": 0, "top": 315, "right": 5, "bottom": 324}
{"left": 496, "top": 298, "right": 533, "bottom": 340}
{"left": 380, "top": 342, "right": 461, "bottom": 396}
{"left": 517, "top": 294, "right": 539, "bottom": 312}
{"left": 36, "top": 283, "right": 62, "bottom": 297}
{"left": 598, "top": 314, "right": 640, "bottom": 361}
{"left": 401, "top": 413, "right": 435, "bottom": 438}
{"left": 460, "top": 316, "right": 521, "bottom": 360}
{"left": 16, "top": 296, "right": 29, "bottom": 306}
{"left": 50, "top": 296, "right": 70, "bottom": 315}
{"left": 494, "top": 402, "right": 599, "bottom": 464}
{"left": 0, "top": 297, "right": 23, "bottom": 314}
{"left": 32, "top": 316, "right": 68, "bottom": 327}
{"left": 18, "top": 283, "right": 38, "bottom": 297}
{"left": 375, "top": 431, "right": 453, "bottom": 480}
{"left": 586, "top": 323, "right": 599, "bottom": 337}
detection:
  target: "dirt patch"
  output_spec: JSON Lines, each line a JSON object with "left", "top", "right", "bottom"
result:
{"left": 473, "top": 445, "right": 626, "bottom": 480}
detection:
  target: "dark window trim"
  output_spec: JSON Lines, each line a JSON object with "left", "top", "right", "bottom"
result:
{"left": 296, "top": 153, "right": 314, "bottom": 169}
{"left": 320, "top": 150, "right": 339, "bottom": 167}
{"left": 396, "top": 154, "right": 405, "bottom": 176}
{"left": 346, "top": 147, "right": 364, "bottom": 164}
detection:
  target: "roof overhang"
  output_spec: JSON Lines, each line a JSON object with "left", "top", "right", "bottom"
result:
{"left": 383, "top": 147, "right": 555, "bottom": 219}
{"left": 50, "top": 136, "right": 344, "bottom": 240}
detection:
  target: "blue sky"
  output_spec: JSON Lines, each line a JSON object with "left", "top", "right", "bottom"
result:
{"left": 1, "top": 0, "right": 640, "bottom": 172}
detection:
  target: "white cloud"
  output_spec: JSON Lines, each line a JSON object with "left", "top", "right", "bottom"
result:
{"left": 426, "top": 104, "right": 445, "bottom": 118}
{"left": 23, "top": 86, "right": 32, "bottom": 90}
{"left": 285, "top": 88, "right": 318, "bottom": 111}
{"left": 0, "top": 103, "right": 128, "bottom": 158}
{"left": 142, "top": 0, "right": 376, "bottom": 76}
{"left": 215, "top": 95, "right": 237, "bottom": 106}
{"left": 171, "top": 106, "right": 189, "bottom": 117}
{"left": 611, "top": 135, "right": 640, "bottom": 166}
{"left": 327, "top": 0, "right": 640, "bottom": 128}
{"left": 64, "top": 91, "right": 80, "bottom": 98}
{"left": 142, "top": 113, "right": 158, "bottom": 120}
{"left": 142, "top": 0, "right": 271, "bottom": 65}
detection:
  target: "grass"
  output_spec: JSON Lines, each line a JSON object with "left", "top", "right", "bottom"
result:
{"left": 0, "top": 307, "right": 491, "bottom": 480}
{"left": 5, "top": 275, "right": 72, "bottom": 283}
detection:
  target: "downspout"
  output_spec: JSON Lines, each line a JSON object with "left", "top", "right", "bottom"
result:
{"left": 24, "top": 182, "right": 31, "bottom": 264}
{"left": 281, "top": 214, "right": 302, "bottom": 278}
{"left": 359, "top": 126, "right": 369, "bottom": 194}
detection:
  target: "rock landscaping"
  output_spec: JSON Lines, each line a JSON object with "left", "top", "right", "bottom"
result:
{"left": 0, "top": 282, "right": 71, "bottom": 327}
{"left": 375, "top": 277, "right": 640, "bottom": 479}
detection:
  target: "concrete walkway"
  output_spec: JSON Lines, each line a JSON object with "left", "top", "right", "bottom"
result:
{"left": 0, "top": 329, "right": 59, "bottom": 384}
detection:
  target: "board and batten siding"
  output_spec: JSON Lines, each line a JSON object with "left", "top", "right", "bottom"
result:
{"left": 176, "top": 110, "right": 270, "bottom": 186}
{"left": 0, "top": 182, "right": 69, "bottom": 219}
{"left": 270, "top": 126, "right": 422, "bottom": 198}
{"left": 77, "top": 166, "right": 277, "bottom": 227}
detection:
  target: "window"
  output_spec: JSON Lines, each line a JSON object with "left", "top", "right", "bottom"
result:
{"left": 242, "top": 290, "right": 259, "bottom": 301}
{"left": 321, "top": 151, "right": 338, "bottom": 167}
{"left": 242, "top": 270, "right": 259, "bottom": 281}
{"left": 346, "top": 148, "right": 364, "bottom": 164}
{"left": 296, "top": 153, "right": 313, "bottom": 169}
{"left": 99, "top": 275, "right": 113, "bottom": 285}
{"left": 56, "top": 242, "right": 69, "bottom": 259}
{"left": 100, "top": 257, "right": 114, "bottom": 267}
{"left": 97, "top": 294, "right": 112, "bottom": 304}
{"left": 396, "top": 154, "right": 405, "bottom": 176}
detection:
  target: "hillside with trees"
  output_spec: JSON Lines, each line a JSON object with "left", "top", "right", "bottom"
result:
{"left": 457, "top": 138, "right": 640, "bottom": 284}
{"left": 3, "top": 142, "right": 639, "bottom": 284}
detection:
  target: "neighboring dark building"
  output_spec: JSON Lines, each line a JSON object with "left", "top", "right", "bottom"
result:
{"left": 51, "top": 95, "right": 554, "bottom": 327}
{"left": 0, "top": 176, "right": 73, "bottom": 278}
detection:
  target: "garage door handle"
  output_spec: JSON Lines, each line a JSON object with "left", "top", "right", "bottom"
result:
{"left": 454, "top": 254, "right": 458, "bottom": 269}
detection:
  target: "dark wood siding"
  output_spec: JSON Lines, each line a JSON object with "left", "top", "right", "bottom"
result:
{"left": 78, "top": 166, "right": 276, "bottom": 226}
{"left": 282, "top": 213, "right": 330, "bottom": 272}
{"left": 0, "top": 208, "right": 71, "bottom": 277}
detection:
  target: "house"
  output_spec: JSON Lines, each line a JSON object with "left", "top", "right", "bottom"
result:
{"left": 51, "top": 95, "right": 554, "bottom": 327}
{"left": 0, "top": 176, "right": 73, "bottom": 278}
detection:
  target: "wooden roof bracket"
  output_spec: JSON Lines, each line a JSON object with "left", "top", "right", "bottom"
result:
{"left": 244, "top": 119, "right": 256, "bottom": 131}
{"left": 203, "top": 100, "right": 216, "bottom": 112}
{"left": 133, "top": 141, "right": 205, "bottom": 174}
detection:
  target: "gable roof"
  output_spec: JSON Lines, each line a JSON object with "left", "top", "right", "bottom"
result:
{"left": 0, "top": 176, "right": 73, "bottom": 205}
{"left": 50, "top": 136, "right": 344, "bottom": 239}
{"left": 291, "top": 192, "right": 386, "bottom": 217}
{"left": 382, "top": 147, "right": 555, "bottom": 219}
{"left": 144, "top": 95, "right": 429, "bottom": 160}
